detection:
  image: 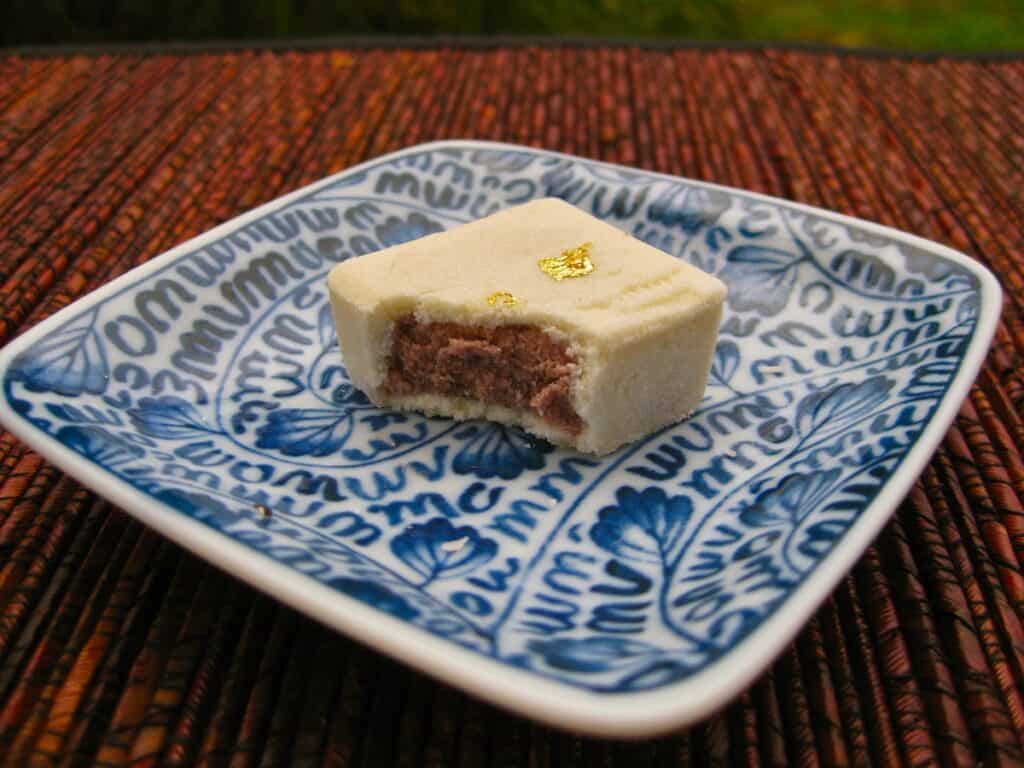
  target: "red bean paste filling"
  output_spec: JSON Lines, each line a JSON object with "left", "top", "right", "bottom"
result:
{"left": 384, "top": 315, "right": 583, "bottom": 435}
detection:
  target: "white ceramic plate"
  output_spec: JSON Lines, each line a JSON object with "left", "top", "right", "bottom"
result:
{"left": 0, "top": 141, "right": 1000, "bottom": 737}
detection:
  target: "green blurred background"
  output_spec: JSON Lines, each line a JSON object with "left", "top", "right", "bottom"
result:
{"left": 4, "top": 0, "right": 1024, "bottom": 51}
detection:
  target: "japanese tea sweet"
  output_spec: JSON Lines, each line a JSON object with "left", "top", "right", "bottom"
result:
{"left": 327, "top": 198, "right": 726, "bottom": 455}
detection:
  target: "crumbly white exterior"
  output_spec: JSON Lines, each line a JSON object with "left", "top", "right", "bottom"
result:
{"left": 327, "top": 197, "right": 726, "bottom": 455}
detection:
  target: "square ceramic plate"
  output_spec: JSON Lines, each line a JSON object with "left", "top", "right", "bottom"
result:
{"left": 0, "top": 141, "right": 1000, "bottom": 738}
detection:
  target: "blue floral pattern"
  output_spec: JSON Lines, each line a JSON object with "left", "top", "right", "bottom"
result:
{"left": 129, "top": 396, "right": 215, "bottom": 439}
{"left": 0, "top": 141, "right": 990, "bottom": 696}
{"left": 10, "top": 308, "right": 109, "bottom": 396}
{"left": 256, "top": 408, "right": 363, "bottom": 457}
{"left": 719, "top": 244, "right": 806, "bottom": 316}
{"left": 591, "top": 487, "right": 693, "bottom": 565}
{"left": 57, "top": 425, "right": 145, "bottom": 467}
{"left": 451, "top": 423, "right": 553, "bottom": 480}
{"left": 391, "top": 517, "right": 498, "bottom": 586}
{"left": 739, "top": 470, "right": 841, "bottom": 528}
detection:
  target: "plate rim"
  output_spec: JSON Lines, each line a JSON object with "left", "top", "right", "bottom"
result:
{"left": 0, "top": 139, "right": 1003, "bottom": 738}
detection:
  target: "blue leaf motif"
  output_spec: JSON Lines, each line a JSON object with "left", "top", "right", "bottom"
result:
{"left": 10, "top": 309, "right": 109, "bottom": 396}
{"left": 391, "top": 517, "right": 497, "bottom": 586}
{"left": 452, "top": 424, "right": 552, "bottom": 480}
{"left": 795, "top": 376, "right": 893, "bottom": 437}
{"left": 739, "top": 469, "right": 841, "bottom": 528}
{"left": 647, "top": 185, "right": 730, "bottom": 234}
{"left": 255, "top": 408, "right": 356, "bottom": 457}
{"left": 57, "top": 425, "right": 144, "bottom": 468}
{"left": 129, "top": 396, "right": 213, "bottom": 439}
{"left": 374, "top": 212, "right": 444, "bottom": 247}
{"left": 528, "top": 636, "right": 657, "bottom": 673}
{"left": 709, "top": 340, "right": 740, "bottom": 388}
{"left": 328, "top": 578, "right": 420, "bottom": 621}
{"left": 719, "top": 245, "right": 805, "bottom": 316}
{"left": 590, "top": 487, "right": 694, "bottom": 565}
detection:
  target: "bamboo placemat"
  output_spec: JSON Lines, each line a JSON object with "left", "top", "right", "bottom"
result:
{"left": 0, "top": 45, "right": 1022, "bottom": 767}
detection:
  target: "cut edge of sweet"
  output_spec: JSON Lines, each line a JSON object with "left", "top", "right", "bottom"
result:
{"left": 381, "top": 313, "right": 586, "bottom": 438}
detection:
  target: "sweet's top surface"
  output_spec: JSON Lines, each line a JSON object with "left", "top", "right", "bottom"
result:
{"left": 327, "top": 198, "right": 726, "bottom": 340}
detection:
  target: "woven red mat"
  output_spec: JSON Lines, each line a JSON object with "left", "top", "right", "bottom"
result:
{"left": 0, "top": 46, "right": 1022, "bottom": 767}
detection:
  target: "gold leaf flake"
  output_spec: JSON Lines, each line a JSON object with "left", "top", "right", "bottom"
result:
{"left": 539, "top": 242, "right": 595, "bottom": 281}
{"left": 486, "top": 291, "right": 518, "bottom": 307}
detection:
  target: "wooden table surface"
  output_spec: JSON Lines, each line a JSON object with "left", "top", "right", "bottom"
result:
{"left": 0, "top": 43, "right": 1022, "bottom": 767}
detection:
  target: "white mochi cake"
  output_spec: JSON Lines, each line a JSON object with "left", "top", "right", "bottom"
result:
{"left": 327, "top": 197, "right": 726, "bottom": 455}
